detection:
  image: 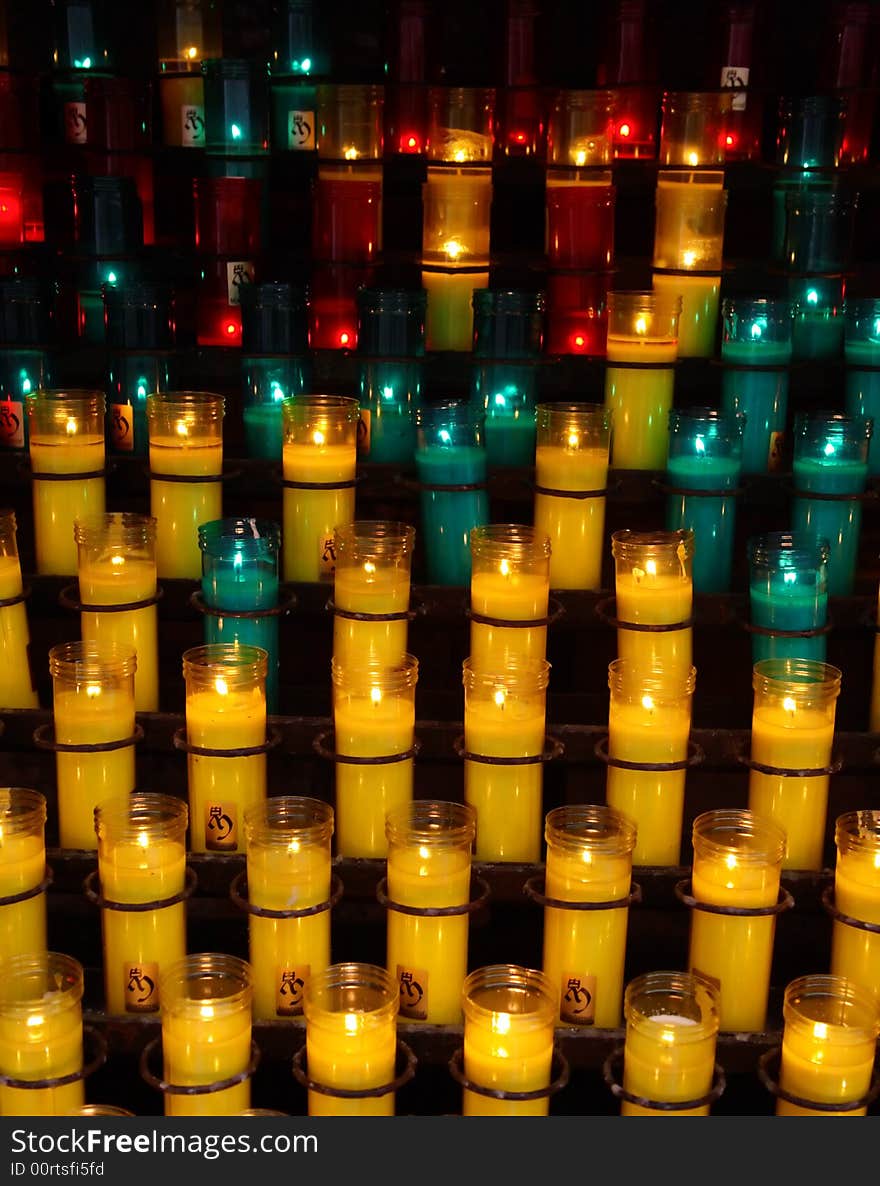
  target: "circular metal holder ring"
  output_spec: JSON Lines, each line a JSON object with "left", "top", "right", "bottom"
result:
{"left": 789, "top": 485, "right": 878, "bottom": 503}
{"left": 821, "top": 884, "right": 880, "bottom": 935}
{"left": 29, "top": 468, "right": 107, "bottom": 482}
{"left": 524, "top": 875, "right": 642, "bottom": 912}
{"left": 0, "top": 584, "right": 31, "bottom": 609}
{"left": 325, "top": 597, "right": 415, "bottom": 623}
{"left": 292, "top": 1038, "right": 416, "bottom": 1099}
{"left": 736, "top": 750, "right": 842, "bottom": 778}
{"left": 594, "top": 596, "right": 693, "bottom": 632}
{"left": 602, "top": 1045, "right": 726, "bottom": 1111}
{"left": 312, "top": 729, "right": 419, "bottom": 765}
{"left": 651, "top": 477, "right": 745, "bottom": 499}
{"left": 757, "top": 1045, "right": 880, "bottom": 1112}
{"left": 146, "top": 468, "right": 234, "bottom": 485}
{"left": 140, "top": 1037, "right": 261, "bottom": 1097}
{"left": 190, "top": 589, "right": 297, "bottom": 620}
{"left": 594, "top": 734, "right": 704, "bottom": 773}
{"left": 33, "top": 722, "right": 144, "bottom": 754}
{"left": 376, "top": 874, "right": 491, "bottom": 917}
{"left": 0, "top": 1024, "right": 107, "bottom": 1090}
{"left": 447, "top": 1046, "right": 570, "bottom": 1101}
{"left": 453, "top": 733, "right": 565, "bottom": 766}
{"left": 230, "top": 870, "right": 344, "bottom": 919}
{"left": 172, "top": 724, "right": 283, "bottom": 759}
{"left": 83, "top": 865, "right": 198, "bottom": 912}
{"left": 466, "top": 597, "right": 565, "bottom": 629}
{"left": 59, "top": 583, "right": 164, "bottom": 614}
{"left": 738, "top": 614, "right": 833, "bottom": 639}
{"left": 674, "top": 878, "right": 795, "bottom": 917}
{"left": 0, "top": 866, "right": 53, "bottom": 907}
{"left": 280, "top": 477, "right": 359, "bottom": 491}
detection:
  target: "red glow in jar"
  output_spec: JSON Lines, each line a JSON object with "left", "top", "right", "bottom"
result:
{"left": 193, "top": 176, "right": 264, "bottom": 256}
{"left": 546, "top": 173, "right": 615, "bottom": 270}
{"left": 309, "top": 264, "right": 375, "bottom": 351}
{"left": 312, "top": 165, "right": 382, "bottom": 263}
{"left": 610, "top": 86, "right": 659, "bottom": 159}
{"left": 0, "top": 173, "right": 24, "bottom": 247}
{"left": 545, "top": 272, "right": 611, "bottom": 356}
{"left": 196, "top": 257, "right": 255, "bottom": 347}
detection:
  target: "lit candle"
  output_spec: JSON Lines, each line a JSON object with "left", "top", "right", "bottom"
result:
{"left": 385, "top": 800, "right": 476, "bottom": 1025}
{"left": 182, "top": 643, "right": 268, "bottom": 855}
{"left": 156, "top": 0, "right": 220, "bottom": 148}
{"left": 356, "top": 286, "right": 425, "bottom": 465}
{"left": 747, "top": 531, "right": 830, "bottom": 668}
{"left": 658, "top": 91, "right": 732, "bottom": 167}
{"left": 545, "top": 172, "right": 616, "bottom": 271}
{"left": 312, "top": 163, "right": 382, "bottom": 265}
{"left": 0, "top": 788, "right": 47, "bottom": 964}
{"left": 688, "top": 809, "right": 786, "bottom": 1032}
{"left": 831, "top": 811, "right": 880, "bottom": 1004}
{"left": 844, "top": 298, "right": 880, "bottom": 476}
{"left": 0, "top": 510, "right": 38, "bottom": 707}
{"left": 244, "top": 796, "right": 334, "bottom": 1021}
{"left": 788, "top": 274, "right": 845, "bottom": 362}
{"left": 94, "top": 793, "right": 188, "bottom": 1016}
{"left": 469, "top": 524, "right": 551, "bottom": 670}
{"left": 611, "top": 528, "right": 694, "bottom": 681}
{"left": 240, "top": 283, "right": 311, "bottom": 460}
{"left": 720, "top": 297, "right": 793, "bottom": 474}
{"left": 542, "top": 804, "right": 636, "bottom": 1029}
{"left": 748, "top": 658, "right": 841, "bottom": 871}
{"left": 332, "top": 521, "right": 415, "bottom": 669}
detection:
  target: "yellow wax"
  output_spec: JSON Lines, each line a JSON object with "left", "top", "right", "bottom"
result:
{"left": 423, "top": 269, "right": 490, "bottom": 352}
{"left": 99, "top": 835, "right": 187, "bottom": 1015}
{"left": 0, "top": 554, "right": 38, "bottom": 708}
{"left": 79, "top": 556, "right": 159, "bottom": 712}
{"left": 386, "top": 845, "right": 471, "bottom": 1025}
{"left": 534, "top": 444, "right": 608, "bottom": 590}
{"left": 247, "top": 841, "right": 331, "bottom": 1020}
{"left": 0, "top": 999, "right": 84, "bottom": 1116}
{"left": 777, "top": 1015, "right": 877, "bottom": 1116}
{"left": 53, "top": 687, "right": 136, "bottom": 851}
{"left": 748, "top": 704, "right": 835, "bottom": 871}
{"left": 653, "top": 271, "right": 720, "bottom": 359}
{"left": 605, "top": 699, "right": 691, "bottom": 866}
{"left": 689, "top": 852, "right": 780, "bottom": 1032}
{"left": 605, "top": 335, "right": 677, "bottom": 471}
{"left": 831, "top": 846, "right": 880, "bottom": 1006}
{"left": 306, "top": 1008, "right": 397, "bottom": 1117}
{"left": 464, "top": 697, "right": 546, "bottom": 863}
{"left": 162, "top": 1002, "right": 252, "bottom": 1117}
{"left": 186, "top": 686, "right": 267, "bottom": 854}
{"left": 149, "top": 436, "right": 224, "bottom": 580}
{"left": 0, "top": 825, "right": 46, "bottom": 964}
{"left": 615, "top": 569, "right": 693, "bottom": 679}
{"left": 333, "top": 566, "right": 410, "bottom": 668}
{"left": 870, "top": 588, "right": 880, "bottom": 731}
{"left": 282, "top": 441, "right": 357, "bottom": 582}
{"left": 542, "top": 844, "right": 632, "bottom": 1029}
{"left": 30, "top": 434, "right": 106, "bottom": 576}
{"left": 622, "top": 1013, "right": 716, "bottom": 1116}
{"left": 333, "top": 695, "right": 414, "bottom": 859}
{"left": 462, "top": 993, "right": 555, "bottom": 1117}
{"left": 470, "top": 569, "right": 549, "bottom": 669}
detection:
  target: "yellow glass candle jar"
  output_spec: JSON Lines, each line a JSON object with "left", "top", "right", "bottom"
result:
{"left": 26, "top": 389, "right": 106, "bottom": 576}
{"left": 469, "top": 524, "right": 551, "bottom": 671}
{"left": 48, "top": 641, "right": 137, "bottom": 851}
{"left": 748, "top": 658, "right": 842, "bottom": 871}
{"left": 427, "top": 85, "right": 495, "bottom": 163}
{"left": 0, "top": 952, "right": 85, "bottom": 1117}
{"left": 282, "top": 394, "right": 359, "bottom": 583}
{"left": 687, "top": 808, "right": 787, "bottom": 1033}
{"left": 385, "top": 799, "right": 477, "bottom": 1026}
{"left": 460, "top": 964, "right": 557, "bottom": 1117}
{"left": 0, "top": 787, "right": 47, "bottom": 964}
{"left": 0, "top": 510, "right": 38, "bottom": 707}
{"left": 605, "top": 658, "right": 696, "bottom": 868}
{"left": 75, "top": 512, "right": 160, "bottom": 712}
{"left": 332, "top": 520, "right": 415, "bottom": 669}
{"left": 533, "top": 402, "right": 613, "bottom": 591}
{"left": 546, "top": 88, "right": 615, "bottom": 169}
{"left": 776, "top": 974, "right": 880, "bottom": 1116}
{"left": 146, "top": 391, "right": 225, "bottom": 581}
{"left": 182, "top": 643, "right": 268, "bottom": 854}
{"left": 541, "top": 804, "right": 637, "bottom": 1029}
{"left": 94, "top": 793, "right": 188, "bottom": 1016}
{"left": 158, "top": 953, "right": 254, "bottom": 1117}
{"left": 316, "top": 83, "right": 384, "bottom": 161}
{"left": 331, "top": 654, "right": 418, "bottom": 859}
{"left": 604, "top": 291, "right": 681, "bottom": 470}
{"left": 619, "top": 969, "right": 721, "bottom": 1116}
{"left": 611, "top": 528, "right": 694, "bottom": 680}
{"left": 243, "top": 795, "right": 334, "bottom": 1021}
{"left": 658, "top": 91, "right": 733, "bottom": 167}
{"left": 302, "top": 962, "right": 399, "bottom": 1117}
{"left": 831, "top": 811, "right": 880, "bottom": 1002}
{"left": 462, "top": 656, "right": 550, "bottom": 864}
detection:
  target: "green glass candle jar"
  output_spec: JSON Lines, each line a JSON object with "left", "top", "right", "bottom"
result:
{"left": 845, "top": 298, "right": 880, "bottom": 476}
{"left": 357, "top": 288, "right": 426, "bottom": 465}
{"left": 720, "top": 297, "right": 792, "bottom": 474}
{"left": 748, "top": 532, "right": 830, "bottom": 667}
{"left": 240, "top": 282, "right": 311, "bottom": 460}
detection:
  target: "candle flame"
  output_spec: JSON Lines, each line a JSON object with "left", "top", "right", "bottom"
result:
{"left": 312, "top": 429, "right": 326, "bottom": 446}
{"left": 687, "top": 151, "right": 699, "bottom": 167}
{"left": 65, "top": 418, "right": 78, "bottom": 436}
{"left": 288, "top": 838, "right": 301, "bottom": 855}
{"left": 85, "top": 683, "right": 101, "bottom": 699}
{"left": 492, "top": 1012, "right": 512, "bottom": 1035}
{"left": 185, "top": 45, "right": 199, "bottom": 59}
{"left": 725, "top": 852, "right": 738, "bottom": 870}
{"left": 111, "top": 554, "right": 125, "bottom": 567}
{"left": 175, "top": 419, "right": 189, "bottom": 438}
{"left": 26, "top": 1013, "right": 44, "bottom": 1027}
{"left": 199, "top": 1005, "right": 215, "bottom": 1021}
{"left": 813, "top": 1021, "right": 828, "bottom": 1041}
{"left": 344, "top": 1013, "right": 361, "bottom": 1036}
{"left": 370, "top": 686, "right": 382, "bottom": 705}
{"left": 343, "top": 146, "right": 359, "bottom": 160}
{"left": 364, "top": 561, "right": 376, "bottom": 575}
{"left": 494, "top": 689, "right": 506, "bottom": 709}
{"left": 418, "top": 844, "right": 430, "bottom": 860}
{"left": 453, "top": 149, "right": 467, "bottom": 163}
{"left": 443, "top": 239, "right": 464, "bottom": 261}
{"left": 215, "top": 678, "right": 229, "bottom": 696}
{"left": 499, "top": 558, "right": 510, "bottom": 577}
{"left": 783, "top": 696, "right": 797, "bottom": 714}
{"left": 573, "top": 148, "right": 587, "bottom": 167}
{"left": 682, "top": 249, "right": 697, "bottom": 268}
{"left": 634, "top": 316, "right": 648, "bottom": 335}
{"left": 641, "top": 694, "right": 654, "bottom": 711}
{"left": 567, "top": 431, "right": 579, "bottom": 449}
{"left": 137, "top": 830, "right": 149, "bottom": 849}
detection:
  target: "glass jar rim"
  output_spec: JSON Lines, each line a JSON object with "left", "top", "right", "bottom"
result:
{"left": 747, "top": 531, "right": 831, "bottom": 568}
{"left": 721, "top": 296, "right": 793, "bottom": 318}
{"left": 159, "top": 953, "right": 253, "bottom": 1006}
{"left": 281, "top": 393, "right": 359, "bottom": 419}
{"left": 198, "top": 517, "right": 281, "bottom": 555}
{"left": 333, "top": 520, "right": 416, "bottom": 555}
{"left": 607, "top": 289, "right": 683, "bottom": 316}
{"left": 94, "top": 792, "right": 188, "bottom": 843}
{"left": 752, "top": 657, "right": 842, "bottom": 697}
{"left": 303, "top": 961, "right": 398, "bottom": 1017}
{"left": 470, "top": 522, "right": 551, "bottom": 559}
{"left": 385, "top": 799, "right": 476, "bottom": 846}
{"left": 612, "top": 527, "right": 695, "bottom": 559}
{"left": 783, "top": 974, "right": 879, "bottom": 1037}
{"left": 146, "top": 390, "right": 225, "bottom": 415}
{"left": 461, "top": 964, "right": 556, "bottom": 1023}
{"left": 25, "top": 388, "right": 105, "bottom": 408}
{"left": 49, "top": 640, "right": 137, "bottom": 680}
{"left": 608, "top": 658, "right": 697, "bottom": 698}
{"left": 792, "top": 410, "right": 873, "bottom": 440}
{"left": 0, "top": 787, "right": 47, "bottom": 835}
{"left": 668, "top": 406, "right": 745, "bottom": 434}
{"left": 0, "top": 952, "right": 84, "bottom": 1012}
{"left": 331, "top": 654, "right": 419, "bottom": 691}
{"left": 74, "top": 511, "right": 157, "bottom": 547}
{"left": 624, "top": 970, "right": 720, "bottom": 1037}
{"left": 244, "top": 795, "right": 334, "bottom": 844}
{"left": 471, "top": 288, "right": 547, "bottom": 315}
{"left": 545, "top": 803, "right": 637, "bottom": 855}
{"left": 357, "top": 287, "right": 427, "bottom": 315}
{"left": 835, "top": 810, "right": 880, "bottom": 854}
{"left": 692, "top": 808, "right": 787, "bottom": 864}
{"left": 182, "top": 642, "right": 269, "bottom": 681}
{"left": 462, "top": 656, "right": 551, "bottom": 692}
{"left": 536, "top": 401, "right": 612, "bottom": 427}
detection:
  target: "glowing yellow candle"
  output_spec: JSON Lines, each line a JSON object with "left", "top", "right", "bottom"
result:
{"left": 461, "top": 964, "right": 556, "bottom": 1117}
{"left": 0, "top": 511, "right": 38, "bottom": 708}
{"left": 183, "top": 644, "right": 268, "bottom": 854}
{"left": 0, "top": 953, "right": 85, "bottom": 1117}
{"left": 385, "top": 800, "right": 476, "bottom": 1025}
{"left": 687, "top": 809, "right": 786, "bottom": 1032}
{"left": 421, "top": 268, "right": 491, "bottom": 353}
{"left": 542, "top": 805, "right": 636, "bottom": 1029}
{"left": 49, "top": 642, "right": 137, "bottom": 851}
{"left": 303, "top": 962, "right": 399, "bottom": 1117}
{"left": 777, "top": 974, "right": 880, "bottom": 1116}
{"left": 652, "top": 272, "right": 721, "bottom": 360}
{"left": 831, "top": 811, "right": 880, "bottom": 1005}
{"left": 159, "top": 954, "right": 254, "bottom": 1117}
{"left": 469, "top": 525, "right": 551, "bottom": 670}
{"left": 244, "top": 797, "right": 334, "bottom": 1021}
{"left": 605, "top": 659, "right": 696, "bottom": 867}
{"left": 76, "top": 513, "right": 160, "bottom": 713}
{"left": 0, "top": 788, "right": 47, "bottom": 965}
{"left": 95, "top": 794, "right": 188, "bottom": 1016}
{"left": 147, "top": 391, "right": 225, "bottom": 581}
{"left": 463, "top": 657, "right": 550, "bottom": 863}
{"left": 332, "top": 521, "right": 414, "bottom": 669}
{"left": 612, "top": 528, "right": 694, "bottom": 680}
{"left": 620, "top": 970, "right": 721, "bottom": 1116}
{"left": 748, "top": 659, "right": 841, "bottom": 871}
{"left": 331, "top": 655, "right": 418, "bottom": 859}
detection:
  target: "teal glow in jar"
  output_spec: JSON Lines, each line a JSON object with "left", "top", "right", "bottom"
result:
{"left": 356, "top": 288, "right": 426, "bottom": 465}
{"left": 748, "top": 532, "right": 830, "bottom": 666}
{"left": 789, "top": 275, "right": 845, "bottom": 361}
{"left": 844, "top": 298, "right": 880, "bottom": 476}
{"left": 240, "top": 282, "right": 311, "bottom": 460}
{"left": 721, "top": 297, "right": 792, "bottom": 474}
{"left": 202, "top": 58, "right": 270, "bottom": 156}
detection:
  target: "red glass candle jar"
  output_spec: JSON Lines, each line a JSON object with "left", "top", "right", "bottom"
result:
{"left": 545, "top": 272, "right": 611, "bottom": 356}
{"left": 196, "top": 258, "right": 256, "bottom": 347}
{"left": 309, "top": 263, "right": 374, "bottom": 351}
{"left": 546, "top": 172, "right": 615, "bottom": 270}
{"left": 193, "top": 176, "right": 264, "bottom": 256}
{"left": 610, "top": 85, "right": 659, "bottom": 159}
{"left": 385, "top": 0, "right": 428, "bottom": 155}
{"left": 312, "top": 164, "right": 382, "bottom": 264}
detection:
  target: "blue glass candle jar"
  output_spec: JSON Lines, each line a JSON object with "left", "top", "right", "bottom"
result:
{"left": 415, "top": 399, "right": 489, "bottom": 586}
{"left": 202, "top": 58, "right": 270, "bottom": 157}
{"left": 788, "top": 275, "right": 845, "bottom": 361}
{"left": 783, "top": 187, "right": 858, "bottom": 275}
{"left": 198, "top": 518, "right": 282, "bottom": 714}
{"left": 0, "top": 278, "right": 55, "bottom": 454}
{"left": 356, "top": 287, "right": 426, "bottom": 465}
{"left": 240, "top": 282, "right": 311, "bottom": 460}
{"left": 720, "top": 297, "right": 792, "bottom": 474}
{"left": 665, "top": 408, "right": 745, "bottom": 594}
{"left": 776, "top": 95, "right": 846, "bottom": 170}
{"left": 844, "top": 298, "right": 880, "bottom": 476}
{"left": 748, "top": 532, "right": 830, "bottom": 666}
{"left": 104, "top": 282, "right": 176, "bottom": 458}
{"left": 791, "top": 412, "right": 872, "bottom": 597}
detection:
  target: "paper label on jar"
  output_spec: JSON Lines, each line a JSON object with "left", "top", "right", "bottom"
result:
{"left": 397, "top": 965, "right": 429, "bottom": 1021}
{"left": 227, "top": 261, "right": 254, "bottom": 305}
{"left": 124, "top": 962, "right": 160, "bottom": 1013}
{"left": 768, "top": 430, "right": 785, "bottom": 472}
{"left": 357, "top": 408, "right": 371, "bottom": 454}
{"left": 319, "top": 535, "right": 337, "bottom": 577}
{"left": 65, "top": 101, "right": 88, "bottom": 144}
{"left": 720, "top": 66, "right": 749, "bottom": 110}
{"left": 288, "top": 110, "right": 316, "bottom": 150}
{"left": 181, "top": 104, "right": 205, "bottom": 146}
{"left": 0, "top": 399, "right": 24, "bottom": 448}
{"left": 276, "top": 965, "right": 309, "bottom": 1016}
{"left": 111, "top": 403, "right": 134, "bottom": 452}
{"left": 560, "top": 973, "right": 597, "bottom": 1025}
{"left": 205, "top": 802, "right": 238, "bottom": 851}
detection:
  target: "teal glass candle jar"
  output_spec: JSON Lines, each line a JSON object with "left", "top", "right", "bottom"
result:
{"left": 414, "top": 399, "right": 489, "bottom": 586}
{"left": 0, "top": 278, "right": 55, "bottom": 455}
{"left": 198, "top": 518, "right": 282, "bottom": 714}
{"left": 776, "top": 95, "right": 846, "bottom": 169}
{"left": 356, "top": 287, "right": 426, "bottom": 464}
{"left": 791, "top": 412, "right": 872, "bottom": 596}
{"left": 783, "top": 187, "right": 858, "bottom": 275}
{"left": 665, "top": 407, "right": 744, "bottom": 594}
{"left": 104, "top": 282, "right": 176, "bottom": 458}
{"left": 788, "top": 275, "right": 845, "bottom": 361}
{"left": 720, "top": 297, "right": 792, "bottom": 474}
{"left": 269, "top": 0, "right": 324, "bottom": 153}
{"left": 240, "top": 282, "right": 311, "bottom": 460}
{"left": 202, "top": 58, "right": 269, "bottom": 156}
{"left": 747, "top": 532, "right": 830, "bottom": 666}
{"left": 844, "top": 298, "right": 880, "bottom": 476}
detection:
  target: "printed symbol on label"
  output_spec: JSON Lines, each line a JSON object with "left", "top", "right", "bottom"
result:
{"left": 125, "top": 962, "right": 159, "bottom": 1013}
{"left": 206, "top": 802, "right": 238, "bottom": 851}
{"left": 0, "top": 400, "right": 24, "bottom": 448}
{"left": 288, "top": 109, "right": 315, "bottom": 150}
{"left": 720, "top": 66, "right": 749, "bottom": 110}
{"left": 320, "top": 535, "right": 337, "bottom": 577}
{"left": 357, "top": 409, "right": 371, "bottom": 454}
{"left": 181, "top": 104, "right": 205, "bottom": 146}
{"left": 560, "top": 973, "right": 596, "bottom": 1025}
{"left": 276, "top": 966, "right": 309, "bottom": 1016}
{"left": 397, "top": 966, "right": 428, "bottom": 1021}
{"left": 227, "top": 261, "right": 254, "bottom": 305}
{"left": 111, "top": 403, "right": 134, "bottom": 452}
{"left": 65, "top": 101, "right": 88, "bottom": 144}
{"left": 768, "top": 430, "right": 785, "bottom": 472}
